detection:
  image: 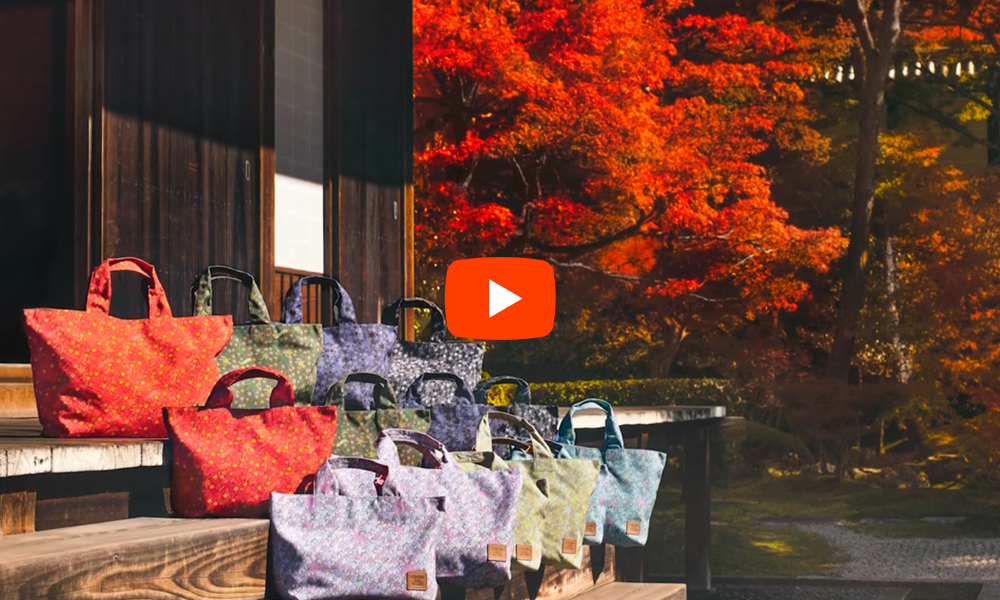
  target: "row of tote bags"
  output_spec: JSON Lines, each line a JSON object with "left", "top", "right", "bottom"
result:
{"left": 160, "top": 366, "right": 666, "bottom": 599}
{"left": 22, "top": 257, "right": 484, "bottom": 438}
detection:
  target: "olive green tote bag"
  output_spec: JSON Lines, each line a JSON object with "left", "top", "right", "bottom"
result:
{"left": 455, "top": 412, "right": 600, "bottom": 570}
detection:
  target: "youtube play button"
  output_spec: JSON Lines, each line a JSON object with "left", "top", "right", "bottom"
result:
{"left": 445, "top": 258, "right": 555, "bottom": 340}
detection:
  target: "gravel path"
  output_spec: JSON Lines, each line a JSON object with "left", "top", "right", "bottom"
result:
{"left": 780, "top": 521, "right": 1000, "bottom": 582}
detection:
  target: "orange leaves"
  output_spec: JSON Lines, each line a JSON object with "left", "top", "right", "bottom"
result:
{"left": 414, "top": 0, "right": 845, "bottom": 318}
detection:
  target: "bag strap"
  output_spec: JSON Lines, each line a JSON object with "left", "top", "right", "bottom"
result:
{"left": 555, "top": 398, "right": 624, "bottom": 451}
{"left": 86, "top": 257, "right": 172, "bottom": 318}
{"left": 474, "top": 411, "right": 553, "bottom": 458}
{"left": 317, "top": 373, "right": 397, "bottom": 409}
{"left": 493, "top": 437, "right": 532, "bottom": 451}
{"left": 281, "top": 275, "right": 358, "bottom": 325}
{"left": 400, "top": 372, "right": 474, "bottom": 408}
{"left": 380, "top": 298, "right": 447, "bottom": 342}
{"left": 190, "top": 265, "right": 271, "bottom": 325}
{"left": 473, "top": 376, "right": 531, "bottom": 405}
{"left": 323, "top": 457, "right": 389, "bottom": 495}
{"left": 205, "top": 367, "right": 295, "bottom": 409}
{"left": 375, "top": 429, "right": 452, "bottom": 468}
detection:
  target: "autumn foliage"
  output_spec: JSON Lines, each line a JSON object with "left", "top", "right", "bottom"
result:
{"left": 413, "top": 0, "right": 845, "bottom": 318}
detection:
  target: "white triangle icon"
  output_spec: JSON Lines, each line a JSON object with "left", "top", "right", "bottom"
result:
{"left": 489, "top": 279, "right": 522, "bottom": 318}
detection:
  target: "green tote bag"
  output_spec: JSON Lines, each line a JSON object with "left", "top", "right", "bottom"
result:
{"left": 317, "top": 373, "right": 431, "bottom": 463}
{"left": 455, "top": 412, "right": 600, "bottom": 570}
{"left": 452, "top": 437, "right": 548, "bottom": 572}
{"left": 191, "top": 266, "right": 322, "bottom": 408}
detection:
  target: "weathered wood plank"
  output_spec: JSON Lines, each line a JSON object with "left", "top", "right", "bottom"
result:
{"left": 0, "top": 363, "right": 33, "bottom": 383}
{"left": 0, "top": 384, "right": 36, "bottom": 419}
{"left": 0, "top": 436, "right": 166, "bottom": 479}
{"left": 575, "top": 582, "right": 686, "bottom": 600}
{"left": 0, "top": 441, "right": 52, "bottom": 477}
{"left": 0, "top": 490, "right": 36, "bottom": 535}
{"left": 0, "top": 517, "right": 268, "bottom": 599}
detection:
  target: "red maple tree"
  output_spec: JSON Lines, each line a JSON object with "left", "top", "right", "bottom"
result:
{"left": 414, "top": 0, "right": 845, "bottom": 322}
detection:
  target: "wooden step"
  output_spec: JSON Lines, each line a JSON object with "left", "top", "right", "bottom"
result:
{"left": 0, "top": 425, "right": 170, "bottom": 535}
{"left": 0, "top": 517, "right": 268, "bottom": 599}
{"left": 570, "top": 582, "right": 686, "bottom": 600}
{"left": 0, "top": 364, "right": 36, "bottom": 420}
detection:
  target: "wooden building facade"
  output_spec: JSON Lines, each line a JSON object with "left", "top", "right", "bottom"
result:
{"left": 0, "top": 0, "right": 414, "bottom": 362}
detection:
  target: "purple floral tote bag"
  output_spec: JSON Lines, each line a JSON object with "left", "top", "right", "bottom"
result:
{"left": 315, "top": 429, "right": 522, "bottom": 588}
{"left": 553, "top": 399, "right": 667, "bottom": 547}
{"left": 282, "top": 276, "right": 397, "bottom": 408}
{"left": 381, "top": 298, "right": 484, "bottom": 406}
{"left": 398, "top": 372, "right": 491, "bottom": 451}
{"left": 270, "top": 457, "right": 445, "bottom": 600}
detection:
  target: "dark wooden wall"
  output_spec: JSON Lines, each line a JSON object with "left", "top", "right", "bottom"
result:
{"left": 0, "top": 1, "right": 75, "bottom": 362}
{"left": 99, "top": 0, "right": 266, "bottom": 320}
{"left": 324, "top": 0, "right": 414, "bottom": 325}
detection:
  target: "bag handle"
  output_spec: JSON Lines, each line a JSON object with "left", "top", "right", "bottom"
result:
{"left": 380, "top": 298, "right": 447, "bottom": 342}
{"left": 86, "top": 257, "right": 172, "bottom": 318}
{"left": 205, "top": 366, "right": 295, "bottom": 409}
{"left": 474, "top": 411, "right": 553, "bottom": 459}
{"left": 400, "top": 372, "right": 475, "bottom": 408}
{"left": 375, "top": 429, "right": 452, "bottom": 468}
{"left": 281, "top": 275, "right": 358, "bottom": 325}
{"left": 493, "top": 436, "right": 532, "bottom": 451}
{"left": 317, "top": 373, "right": 397, "bottom": 410}
{"left": 323, "top": 457, "right": 389, "bottom": 496}
{"left": 555, "top": 398, "right": 624, "bottom": 451}
{"left": 190, "top": 265, "right": 271, "bottom": 325}
{"left": 473, "top": 376, "right": 531, "bottom": 405}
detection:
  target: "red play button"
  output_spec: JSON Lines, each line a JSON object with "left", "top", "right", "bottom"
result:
{"left": 444, "top": 258, "right": 555, "bottom": 340}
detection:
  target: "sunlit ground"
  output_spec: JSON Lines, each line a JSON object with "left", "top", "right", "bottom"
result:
{"left": 646, "top": 474, "right": 1000, "bottom": 577}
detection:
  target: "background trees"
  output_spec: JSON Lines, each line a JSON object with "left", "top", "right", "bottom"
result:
{"left": 414, "top": 0, "right": 1000, "bottom": 480}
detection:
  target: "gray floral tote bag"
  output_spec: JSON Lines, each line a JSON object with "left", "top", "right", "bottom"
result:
{"left": 381, "top": 298, "right": 484, "bottom": 406}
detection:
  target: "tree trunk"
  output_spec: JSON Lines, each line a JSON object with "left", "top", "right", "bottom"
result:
{"left": 989, "top": 83, "right": 999, "bottom": 166}
{"left": 649, "top": 319, "right": 687, "bottom": 378}
{"left": 827, "top": 0, "right": 904, "bottom": 380}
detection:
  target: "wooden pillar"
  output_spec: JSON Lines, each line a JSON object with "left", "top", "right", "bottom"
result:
{"left": 683, "top": 426, "right": 711, "bottom": 591}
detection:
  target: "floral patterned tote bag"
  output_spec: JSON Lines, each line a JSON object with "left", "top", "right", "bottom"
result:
{"left": 281, "top": 275, "right": 397, "bottom": 407}
{"left": 192, "top": 265, "right": 322, "bottom": 408}
{"left": 270, "top": 457, "right": 445, "bottom": 600}
{"left": 381, "top": 298, "right": 484, "bottom": 406}
{"left": 553, "top": 399, "right": 667, "bottom": 547}
{"left": 315, "top": 429, "right": 521, "bottom": 588}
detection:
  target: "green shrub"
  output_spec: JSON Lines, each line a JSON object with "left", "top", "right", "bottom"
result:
{"left": 482, "top": 377, "right": 741, "bottom": 411}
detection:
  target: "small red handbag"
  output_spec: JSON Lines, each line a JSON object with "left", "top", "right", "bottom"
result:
{"left": 165, "top": 367, "right": 339, "bottom": 518}
{"left": 23, "top": 257, "right": 233, "bottom": 438}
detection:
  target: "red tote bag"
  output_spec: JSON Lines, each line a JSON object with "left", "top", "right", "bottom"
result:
{"left": 23, "top": 257, "right": 233, "bottom": 438}
{"left": 165, "top": 367, "right": 338, "bottom": 518}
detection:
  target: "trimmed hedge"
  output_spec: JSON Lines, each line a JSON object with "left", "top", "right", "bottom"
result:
{"left": 482, "top": 377, "right": 741, "bottom": 411}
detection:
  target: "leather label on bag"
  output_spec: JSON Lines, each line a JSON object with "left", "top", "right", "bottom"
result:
{"left": 406, "top": 571, "right": 428, "bottom": 591}
{"left": 626, "top": 520, "right": 642, "bottom": 536}
{"left": 584, "top": 521, "right": 597, "bottom": 536}
{"left": 561, "top": 537, "right": 578, "bottom": 555}
{"left": 487, "top": 543, "right": 507, "bottom": 562}
{"left": 515, "top": 544, "right": 533, "bottom": 561}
